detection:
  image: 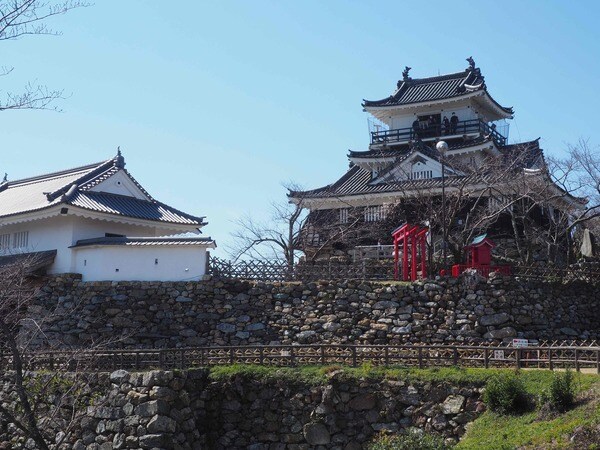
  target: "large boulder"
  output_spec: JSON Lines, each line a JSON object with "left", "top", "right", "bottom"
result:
{"left": 303, "top": 423, "right": 331, "bottom": 445}
{"left": 480, "top": 313, "right": 510, "bottom": 326}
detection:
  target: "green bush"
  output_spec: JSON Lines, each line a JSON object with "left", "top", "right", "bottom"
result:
{"left": 369, "top": 429, "right": 449, "bottom": 450}
{"left": 540, "top": 370, "right": 576, "bottom": 412}
{"left": 483, "top": 372, "right": 530, "bottom": 415}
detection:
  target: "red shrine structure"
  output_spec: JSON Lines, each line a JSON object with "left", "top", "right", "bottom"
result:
{"left": 451, "top": 234, "right": 511, "bottom": 277}
{"left": 392, "top": 223, "right": 428, "bottom": 281}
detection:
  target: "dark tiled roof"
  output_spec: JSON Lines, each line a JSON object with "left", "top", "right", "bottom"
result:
{"left": 349, "top": 136, "right": 493, "bottom": 159}
{"left": 290, "top": 164, "right": 479, "bottom": 199}
{"left": 68, "top": 191, "right": 206, "bottom": 226}
{"left": 0, "top": 250, "right": 57, "bottom": 272}
{"left": 291, "top": 139, "right": 544, "bottom": 200}
{"left": 363, "top": 66, "right": 513, "bottom": 115}
{"left": 71, "top": 236, "right": 216, "bottom": 248}
{"left": 0, "top": 154, "right": 206, "bottom": 226}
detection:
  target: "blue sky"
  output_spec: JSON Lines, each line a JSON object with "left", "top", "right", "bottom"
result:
{"left": 2, "top": 0, "right": 599, "bottom": 255}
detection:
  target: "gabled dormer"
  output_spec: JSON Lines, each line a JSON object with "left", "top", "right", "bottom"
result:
{"left": 362, "top": 58, "right": 512, "bottom": 149}
{"left": 371, "top": 149, "right": 461, "bottom": 185}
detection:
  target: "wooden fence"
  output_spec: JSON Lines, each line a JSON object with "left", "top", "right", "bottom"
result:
{"left": 208, "top": 256, "right": 600, "bottom": 283}
{"left": 4, "top": 344, "right": 600, "bottom": 373}
{"left": 208, "top": 256, "right": 394, "bottom": 282}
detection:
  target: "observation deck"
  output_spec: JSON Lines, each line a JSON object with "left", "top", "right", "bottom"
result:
{"left": 370, "top": 119, "right": 507, "bottom": 147}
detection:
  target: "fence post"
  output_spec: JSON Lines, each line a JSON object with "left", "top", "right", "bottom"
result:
{"left": 516, "top": 349, "right": 521, "bottom": 369}
{"left": 549, "top": 348, "right": 554, "bottom": 371}
{"left": 320, "top": 346, "right": 326, "bottom": 365}
{"left": 159, "top": 349, "right": 165, "bottom": 369}
{"left": 259, "top": 347, "right": 264, "bottom": 365}
{"left": 352, "top": 347, "right": 357, "bottom": 367}
{"left": 290, "top": 346, "right": 295, "bottom": 367}
{"left": 596, "top": 350, "right": 599, "bottom": 375}
{"left": 229, "top": 347, "right": 235, "bottom": 365}
{"left": 385, "top": 347, "right": 389, "bottom": 366}
{"left": 575, "top": 349, "right": 580, "bottom": 372}
{"left": 484, "top": 348, "right": 489, "bottom": 369}
{"left": 180, "top": 349, "right": 185, "bottom": 369}
{"left": 453, "top": 347, "right": 458, "bottom": 366}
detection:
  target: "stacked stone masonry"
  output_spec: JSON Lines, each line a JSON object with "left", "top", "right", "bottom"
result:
{"left": 29, "top": 273, "right": 600, "bottom": 349}
{"left": 0, "top": 369, "right": 485, "bottom": 449}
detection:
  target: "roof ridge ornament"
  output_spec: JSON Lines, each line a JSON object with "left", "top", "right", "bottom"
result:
{"left": 402, "top": 66, "right": 411, "bottom": 81}
{"left": 115, "top": 146, "right": 126, "bottom": 169}
{"left": 466, "top": 56, "right": 476, "bottom": 71}
{"left": 2, "top": 173, "right": 6, "bottom": 183}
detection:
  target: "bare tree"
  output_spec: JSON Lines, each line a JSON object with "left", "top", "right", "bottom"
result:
{"left": 0, "top": 0, "right": 88, "bottom": 112}
{"left": 228, "top": 189, "right": 307, "bottom": 269}
{"left": 547, "top": 139, "right": 600, "bottom": 233}
{"left": 0, "top": 256, "right": 114, "bottom": 449}
{"left": 228, "top": 182, "right": 367, "bottom": 268}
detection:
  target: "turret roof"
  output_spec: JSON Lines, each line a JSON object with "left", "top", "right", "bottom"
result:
{"left": 362, "top": 59, "right": 513, "bottom": 116}
{"left": 0, "top": 153, "right": 207, "bottom": 226}
{"left": 289, "top": 139, "right": 543, "bottom": 200}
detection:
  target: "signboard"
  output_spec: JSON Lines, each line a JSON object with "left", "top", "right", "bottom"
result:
{"left": 512, "top": 339, "right": 529, "bottom": 348}
{"left": 493, "top": 350, "right": 505, "bottom": 360}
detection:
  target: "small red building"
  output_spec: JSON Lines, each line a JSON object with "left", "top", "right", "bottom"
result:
{"left": 452, "top": 234, "right": 510, "bottom": 277}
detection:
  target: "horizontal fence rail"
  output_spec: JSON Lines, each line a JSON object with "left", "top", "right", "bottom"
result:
{"left": 3, "top": 345, "right": 600, "bottom": 374}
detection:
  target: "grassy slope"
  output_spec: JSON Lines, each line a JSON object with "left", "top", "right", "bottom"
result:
{"left": 456, "top": 372, "right": 600, "bottom": 450}
{"left": 208, "top": 365, "right": 600, "bottom": 450}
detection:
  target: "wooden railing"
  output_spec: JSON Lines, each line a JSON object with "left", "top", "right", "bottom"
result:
{"left": 4, "top": 345, "right": 600, "bottom": 373}
{"left": 512, "top": 265, "right": 600, "bottom": 282}
{"left": 209, "top": 257, "right": 600, "bottom": 283}
{"left": 370, "top": 119, "right": 507, "bottom": 146}
{"left": 208, "top": 256, "right": 394, "bottom": 282}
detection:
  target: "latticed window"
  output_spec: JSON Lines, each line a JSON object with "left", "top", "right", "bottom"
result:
{"left": 410, "top": 170, "right": 433, "bottom": 180}
{"left": 339, "top": 208, "right": 349, "bottom": 224}
{"left": 12, "top": 231, "right": 28, "bottom": 249}
{"left": 364, "top": 205, "right": 385, "bottom": 222}
{"left": 0, "top": 233, "right": 9, "bottom": 251}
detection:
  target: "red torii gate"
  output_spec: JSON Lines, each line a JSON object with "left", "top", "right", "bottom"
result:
{"left": 392, "top": 223, "right": 428, "bottom": 281}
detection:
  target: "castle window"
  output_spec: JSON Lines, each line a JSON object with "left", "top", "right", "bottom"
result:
{"left": 0, "top": 233, "right": 9, "bottom": 250}
{"left": 364, "top": 205, "right": 385, "bottom": 222}
{"left": 12, "top": 231, "right": 29, "bottom": 249}
{"left": 339, "top": 208, "right": 349, "bottom": 224}
{"left": 410, "top": 170, "right": 433, "bottom": 180}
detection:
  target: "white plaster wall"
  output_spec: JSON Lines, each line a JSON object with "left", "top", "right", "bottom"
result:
{"left": 72, "top": 245, "right": 208, "bottom": 281}
{"left": 70, "top": 217, "right": 159, "bottom": 243}
{"left": 89, "top": 171, "right": 148, "bottom": 199}
{"left": 0, "top": 216, "right": 75, "bottom": 273}
{"left": 0, "top": 215, "right": 189, "bottom": 274}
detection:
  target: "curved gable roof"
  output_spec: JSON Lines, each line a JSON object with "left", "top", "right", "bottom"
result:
{"left": 362, "top": 63, "right": 513, "bottom": 116}
{"left": 0, "top": 153, "right": 206, "bottom": 226}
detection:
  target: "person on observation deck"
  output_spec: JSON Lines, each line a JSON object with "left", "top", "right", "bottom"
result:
{"left": 450, "top": 112, "right": 459, "bottom": 134}
{"left": 443, "top": 116, "right": 450, "bottom": 135}
{"left": 412, "top": 119, "right": 420, "bottom": 138}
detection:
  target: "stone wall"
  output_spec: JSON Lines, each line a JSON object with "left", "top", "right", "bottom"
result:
{"left": 0, "top": 368, "right": 485, "bottom": 449}
{"left": 28, "top": 273, "right": 600, "bottom": 349}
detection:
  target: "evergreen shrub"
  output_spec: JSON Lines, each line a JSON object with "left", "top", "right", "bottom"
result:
{"left": 483, "top": 372, "right": 530, "bottom": 415}
{"left": 540, "top": 370, "right": 576, "bottom": 412}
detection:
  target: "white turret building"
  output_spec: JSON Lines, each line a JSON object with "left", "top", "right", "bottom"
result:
{"left": 0, "top": 151, "right": 215, "bottom": 281}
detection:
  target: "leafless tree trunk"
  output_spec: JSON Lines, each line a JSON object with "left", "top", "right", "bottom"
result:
{"left": 0, "top": 256, "right": 116, "bottom": 448}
